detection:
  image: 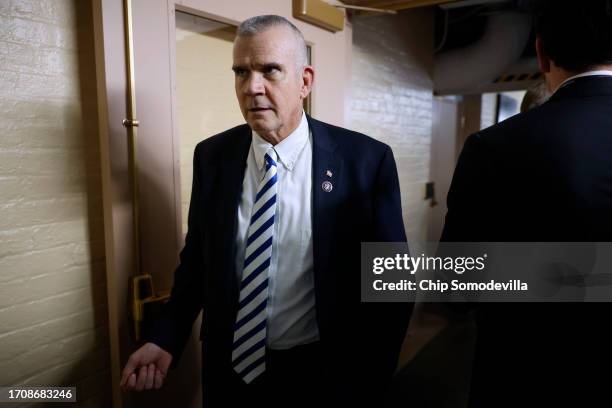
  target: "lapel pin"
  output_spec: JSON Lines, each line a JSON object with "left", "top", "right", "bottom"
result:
{"left": 322, "top": 181, "right": 333, "bottom": 193}
{"left": 326, "top": 170, "right": 333, "bottom": 177}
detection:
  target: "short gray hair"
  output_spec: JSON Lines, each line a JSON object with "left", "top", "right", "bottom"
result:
{"left": 237, "top": 15, "right": 308, "bottom": 68}
{"left": 520, "top": 81, "right": 551, "bottom": 112}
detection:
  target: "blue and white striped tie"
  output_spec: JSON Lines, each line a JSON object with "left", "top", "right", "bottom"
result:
{"left": 232, "top": 149, "right": 278, "bottom": 383}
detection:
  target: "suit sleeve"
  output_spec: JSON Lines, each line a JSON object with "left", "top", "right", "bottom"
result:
{"left": 363, "top": 145, "right": 414, "bottom": 395}
{"left": 372, "top": 145, "right": 409, "bottom": 242}
{"left": 143, "top": 145, "right": 205, "bottom": 368}
{"left": 435, "top": 132, "right": 489, "bottom": 315}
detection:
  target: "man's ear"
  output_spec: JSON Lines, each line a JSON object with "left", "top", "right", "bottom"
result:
{"left": 300, "top": 66, "right": 314, "bottom": 99}
{"left": 535, "top": 37, "right": 551, "bottom": 73}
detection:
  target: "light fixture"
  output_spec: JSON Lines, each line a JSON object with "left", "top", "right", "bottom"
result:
{"left": 292, "top": 0, "right": 345, "bottom": 32}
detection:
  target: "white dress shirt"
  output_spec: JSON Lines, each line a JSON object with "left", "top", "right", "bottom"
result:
{"left": 234, "top": 112, "right": 320, "bottom": 349}
{"left": 553, "top": 70, "right": 612, "bottom": 94}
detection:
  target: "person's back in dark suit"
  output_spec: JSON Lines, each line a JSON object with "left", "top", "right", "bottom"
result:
{"left": 440, "top": 1, "right": 612, "bottom": 406}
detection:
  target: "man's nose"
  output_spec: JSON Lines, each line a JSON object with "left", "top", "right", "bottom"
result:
{"left": 244, "top": 73, "right": 265, "bottom": 95}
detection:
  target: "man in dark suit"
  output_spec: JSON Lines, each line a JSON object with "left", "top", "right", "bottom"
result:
{"left": 441, "top": 1, "right": 612, "bottom": 406}
{"left": 120, "top": 15, "right": 412, "bottom": 407}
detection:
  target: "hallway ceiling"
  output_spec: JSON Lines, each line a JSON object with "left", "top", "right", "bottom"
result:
{"left": 343, "top": 0, "right": 541, "bottom": 93}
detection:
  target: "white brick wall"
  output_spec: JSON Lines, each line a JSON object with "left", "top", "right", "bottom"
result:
{"left": 0, "top": 0, "right": 110, "bottom": 405}
{"left": 348, "top": 9, "right": 434, "bottom": 252}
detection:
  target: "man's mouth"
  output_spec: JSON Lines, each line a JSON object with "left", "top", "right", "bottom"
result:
{"left": 249, "top": 107, "right": 271, "bottom": 112}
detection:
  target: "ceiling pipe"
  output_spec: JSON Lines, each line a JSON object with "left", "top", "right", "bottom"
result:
{"left": 433, "top": 11, "right": 532, "bottom": 95}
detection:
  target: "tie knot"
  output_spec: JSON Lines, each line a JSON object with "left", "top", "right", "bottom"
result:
{"left": 264, "top": 150, "right": 277, "bottom": 169}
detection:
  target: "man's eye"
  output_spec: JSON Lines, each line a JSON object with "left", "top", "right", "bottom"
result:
{"left": 264, "top": 67, "right": 279, "bottom": 75}
{"left": 234, "top": 69, "right": 247, "bottom": 77}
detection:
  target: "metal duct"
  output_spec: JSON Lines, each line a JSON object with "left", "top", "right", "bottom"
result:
{"left": 434, "top": 11, "right": 532, "bottom": 95}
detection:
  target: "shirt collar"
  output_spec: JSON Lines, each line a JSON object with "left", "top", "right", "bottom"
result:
{"left": 553, "top": 70, "right": 612, "bottom": 95}
{"left": 252, "top": 111, "right": 309, "bottom": 171}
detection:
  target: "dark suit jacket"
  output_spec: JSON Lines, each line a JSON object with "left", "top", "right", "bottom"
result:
{"left": 441, "top": 76, "right": 612, "bottom": 407}
{"left": 144, "top": 115, "right": 413, "bottom": 405}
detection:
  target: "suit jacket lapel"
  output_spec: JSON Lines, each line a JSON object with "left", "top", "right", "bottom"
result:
{"left": 214, "top": 117, "right": 344, "bottom": 315}
{"left": 308, "top": 115, "right": 343, "bottom": 306}
{"left": 212, "top": 125, "right": 251, "bottom": 311}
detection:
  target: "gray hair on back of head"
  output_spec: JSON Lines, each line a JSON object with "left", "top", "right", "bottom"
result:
{"left": 520, "top": 81, "right": 551, "bottom": 113}
{"left": 237, "top": 15, "right": 308, "bottom": 69}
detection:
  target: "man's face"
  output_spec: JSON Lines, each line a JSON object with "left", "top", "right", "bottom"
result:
{"left": 233, "top": 26, "right": 312, "bottom": 142}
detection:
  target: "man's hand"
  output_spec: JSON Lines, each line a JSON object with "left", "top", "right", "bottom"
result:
{"left": 120, "top": 342, "right": 173, "bottom": 391}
